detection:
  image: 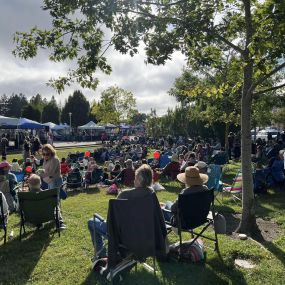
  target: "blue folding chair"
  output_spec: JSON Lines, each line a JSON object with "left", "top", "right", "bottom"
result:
{"left": 159, "top": 155, "right": 171, "bottom": 168}
{"left": 207, "top": 164, "right": 223, "bottom": 203}
{"left": 11, "top": 171, "right": 25, "bottom": 184}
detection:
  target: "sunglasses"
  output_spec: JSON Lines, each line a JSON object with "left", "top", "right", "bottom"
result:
{"left": 42, "top": 152, "right": 51, "bottom": 156}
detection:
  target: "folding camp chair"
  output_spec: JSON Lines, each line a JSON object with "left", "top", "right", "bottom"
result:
{"left": 207, "top": 164, "right": 223, "bottom": 203}
{"left": 159, "top": 154, "right": 171, "bottom": 168}
{"left": 223, "top": 170, "right": 242, "bottom": 202}
{"left": 18, "top": 188, "right": 60, "bottom": 240}
{"left": 0, "top": 192, "right": 8, "bottom": 244}
{"left": 11, "top": 171, "right": 25, "bottom": 183}
{"left": 166, "top": 189, "right": 220, "bottom": 259}
{"left": 93, "top": 194, "right": 167, "bottom": 283}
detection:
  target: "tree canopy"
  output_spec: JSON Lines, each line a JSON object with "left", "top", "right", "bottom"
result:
{"left": 42, "top": 96, "right": 60, "bottom": 124}
{"left": 91, "top": 86, "right": 137, "bottom": 124}
{"left": 61, "top": 90, "right": 90, "bottom": 127}
{"left": 13, "top": 0, "right": 285, "bottom": 233}
{"left": 22, "top": 104, "right": 41, "bottom": 122}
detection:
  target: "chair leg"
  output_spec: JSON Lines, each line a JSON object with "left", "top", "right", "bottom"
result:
{"left": 20, "top": 223, "right": 23, "bottom": 241}
{"left": 179, "top": 231, "right": 183, "bottom": 261}
{"left": 4, "top": 225, "right": 7, "bottom": 244}
{"left": 153, "top": 257, "right": 156, "bottom": 276}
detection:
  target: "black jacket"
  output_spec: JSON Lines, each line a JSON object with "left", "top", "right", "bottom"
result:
{"left": 107, "top": 191, "right": 167, "bottom": 268}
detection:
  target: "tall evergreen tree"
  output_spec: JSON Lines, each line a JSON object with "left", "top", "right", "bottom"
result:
{"left": 61, "top": 90, "right": 90, "bottom": 127}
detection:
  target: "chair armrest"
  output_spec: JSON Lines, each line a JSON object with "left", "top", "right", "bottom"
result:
{"left": 94, "top": 213, "right": 105, "bottom": 222}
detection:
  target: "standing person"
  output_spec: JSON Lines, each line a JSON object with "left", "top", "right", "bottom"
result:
{"left": 39, "top": 144, "right": 63, "bottom": 189}
{"left": 1, "top": 134, "right": 9, "bottom": 157}
{"left": 32, "top": 136, "right": 42, "bottom": 155}
{"left": 228, "top": 132, "right": 235, "bottom": 160}
{"left": 23, "top": 138, "right": 31, "bottom": 162}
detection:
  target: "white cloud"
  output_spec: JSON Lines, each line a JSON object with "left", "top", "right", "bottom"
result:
{"left": 0, "top": 0, "right": 186, "bottom": 116}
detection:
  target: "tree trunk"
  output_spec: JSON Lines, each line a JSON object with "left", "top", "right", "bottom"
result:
{"left": 236, "top": 0, "right": 257, "bottom": 235}
{"left": 237, "top": 89, "right": 257, "bottom": 234}
{"left": 224, "top": 122, "right": 229, "bottom": 151}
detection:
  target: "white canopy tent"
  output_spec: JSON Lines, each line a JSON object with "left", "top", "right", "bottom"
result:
{"left": 0, "top": 115, "right": 19, "bottom": 128}
{"left": 43, "top": 122, "right": 57, "bottom": 129}
{"left": 53, "top": 123, "right": 70, "bottom": 130}
{"left": 78, "top": 121, "right": 105, "bottom": 130}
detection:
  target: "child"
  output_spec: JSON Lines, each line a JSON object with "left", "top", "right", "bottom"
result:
{"left": 11, "top": 158, "right": 22, "bottom": 172}
{"left": 60, "top": 157, "right": 70, "bottom": 176}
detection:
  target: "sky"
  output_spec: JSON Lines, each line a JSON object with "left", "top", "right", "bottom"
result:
{"left": 0, "top": 0, "right": 186, "bottom": 115}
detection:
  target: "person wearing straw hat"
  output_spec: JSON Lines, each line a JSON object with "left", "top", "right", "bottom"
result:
{"left": 161, "top": 166, "right": 209, "bottom": 224}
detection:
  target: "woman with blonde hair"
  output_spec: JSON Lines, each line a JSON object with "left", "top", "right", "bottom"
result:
{"left": 39, "top": 144, "right": 62, "bottom": 189}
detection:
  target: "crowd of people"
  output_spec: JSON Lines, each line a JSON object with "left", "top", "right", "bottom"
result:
{"left": 0, "top": 132, "right": 284, "bottom": 271}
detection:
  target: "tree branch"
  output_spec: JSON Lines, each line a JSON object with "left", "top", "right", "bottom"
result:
{"left": 252, "top": 61, "right": 285, "bottom": 89}
{"left": 253, "top": 82, "right": 285, "bottom": 96}
{"left": 138, "top": 0, "right": 186, "bottom": 6}
{"left": 215, "top": 34, "right": 245, "bottom": 55}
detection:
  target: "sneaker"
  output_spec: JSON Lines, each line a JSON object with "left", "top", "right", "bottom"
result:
{"left": 59, "top": 222, "right": 67, "bottom": 230}
{"left": 92, "top": 257, "right": 108, "bottom": 272}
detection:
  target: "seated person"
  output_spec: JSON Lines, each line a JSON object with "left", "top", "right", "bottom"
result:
{"left": 270, "top": 150, "right": 285, "bottom": 189}
{"left": 28, "top": 174, "right": 42, "bottom": 192}
{"left": 161, "top": 154, "right": 180, "bottom": 180}
{"left": 87, "top": 164, "right": 161, "bottom": 261}
{"left": 28, "top": 174, "right": 66, "bottom": 229}
{"left": 180, "top": 152, "right": 197, "bottom": 171}
{"left": 60, "top": 157, "right": 70, "bottom": 176}
{"left": 161, "top": 166, "right": 208, "bottom": 224}
{"left": 0, "top": 162, "right": 17, "bottom": 212}
{"left": 211, "top": 147, "right": 228, "bottom": 165}
{"left": 30, "top": 155, "right": 41, "bottom": 170}
{"left": 111, "top": 159, "right": 135, "bottom": 187}
{"left": 110, "top": 162, "right": 121, "bottom": 179}
{"left": 194, "top": 161, "right": 208, "bottom": 174}
{"left": 11, "top": 159, "right": 22, "bottom": 172}
{"left": 195, "top": 143, "right": 205, "bottom": 161}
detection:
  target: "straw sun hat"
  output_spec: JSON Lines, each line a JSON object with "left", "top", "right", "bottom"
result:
{"left": 177, "top": 166, "right": 208, "bottom": 186}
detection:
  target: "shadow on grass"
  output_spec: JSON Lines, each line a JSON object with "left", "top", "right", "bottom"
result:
{"left": 0, "top": 223, "right": 53, "bottom": 284}
{"left": 251, "top": 225, "right": 285, "bottom": 268}
{"left": 66, "top": 186, "right": 100, "bottom": 197}
{"left": 81, "top": 256, "right": 247, "bottom": 285}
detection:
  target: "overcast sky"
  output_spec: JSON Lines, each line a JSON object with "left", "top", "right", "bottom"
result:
{"left": 0, "top": 0, "right": 186, "bottom": 115}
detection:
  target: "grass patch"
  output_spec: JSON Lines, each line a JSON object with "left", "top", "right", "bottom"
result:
{"left": 1, "top": 159, "right": 285, "bottom": 284}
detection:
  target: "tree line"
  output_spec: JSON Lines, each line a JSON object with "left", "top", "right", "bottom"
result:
{"left": 0, "top": 87, "right": 140, "bottom": 127}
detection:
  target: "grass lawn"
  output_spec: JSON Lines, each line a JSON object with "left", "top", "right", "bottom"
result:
{"left": 1, "top": 160, "right": 284, "bottom": 285}
{"left": 5, "top": 146, "right": 96, "bottom": 164}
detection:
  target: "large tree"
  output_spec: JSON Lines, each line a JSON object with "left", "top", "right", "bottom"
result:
{"left": 91, "top": 86, "right": 137, "bottom": 124}
{"left": 61, "top": 90, "right": 90, "bottom": 127}
{"left": 42, "top": 96, "right": 60, "bottom": 124}
{"left": 13, "top": 1, "right": 285, "bottom": 234}
{"left": 22, "top": 104, "right": 41, "bottom": 122}
{"left": 6, "top": 93, "right": 28, "bottom": 118}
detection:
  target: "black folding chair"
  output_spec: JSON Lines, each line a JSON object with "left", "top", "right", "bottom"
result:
{"left": 106, "top": 194, "right": 167, "bottom": 283}
{"left": 0, "top": 192, "right": 8, "bottom": 244}
{"left": 18, "top": 188, "right": 60, "bottom": 240}
{"left": 167, "top": 189, "right": 220, "bottom": 259}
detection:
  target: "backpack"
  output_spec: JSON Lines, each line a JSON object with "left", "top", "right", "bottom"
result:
{"left": 169, "top": 239, "right": 205, "bottom": 263}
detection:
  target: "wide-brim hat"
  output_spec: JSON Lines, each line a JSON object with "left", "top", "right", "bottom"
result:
{"left": 177, "top": 166, "right": 208, "bottom": 186}
{"left": 171, "top": 154, "right": 179, "bottom": 163}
